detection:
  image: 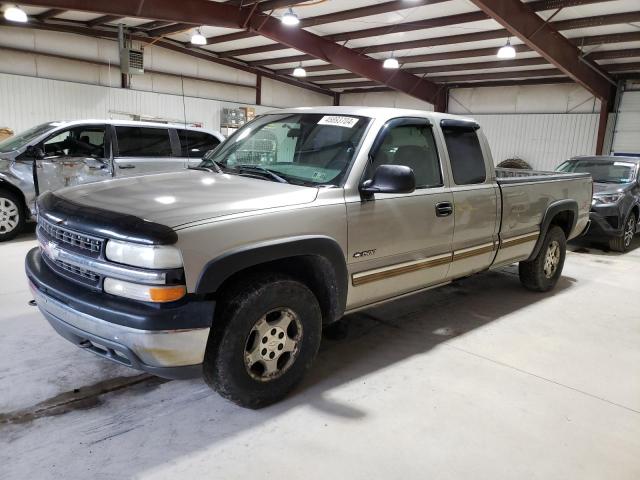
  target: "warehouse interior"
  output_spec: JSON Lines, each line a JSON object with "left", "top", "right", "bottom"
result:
{"left": 0, "top": 1, "right": 639, "bottom": 479}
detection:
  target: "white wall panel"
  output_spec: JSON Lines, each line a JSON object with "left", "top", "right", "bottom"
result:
{"left": 261, "top": 78, "right": 333, "bottom": 108}
{"left": 473, "top": 113, "right": 599, "bottom": 170}
{"left": 0, "top": 73, "right": 271, "bottom": 133}
{"left": 341, "top": 91, "right": 434, "bottom": 111}
{"left": 612, "top": 90, "right": 640, "bottom": 155}
{"left": 449, "top": 84, "right": 600, "bottom": 114}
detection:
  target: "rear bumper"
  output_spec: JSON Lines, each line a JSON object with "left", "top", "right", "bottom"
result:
{"left": 26, "top": 248, "right": 213, "bottom": 379}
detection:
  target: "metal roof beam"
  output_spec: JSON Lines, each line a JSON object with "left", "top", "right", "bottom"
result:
{"left": 468, "top": 0, "right": 612, "bottom": 99}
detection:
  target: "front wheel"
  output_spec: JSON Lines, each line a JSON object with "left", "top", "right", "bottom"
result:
{"left": 203, "top": 274, "right": 322, "bottom": 409}
{"left": 519, "top": 226, "right": 566, "bottom": 292}
{"left": 609, "top": 212, "right": 636, "bottom": 253}
{"left": 0, "top": 189, "right": 25, "bottom": 242}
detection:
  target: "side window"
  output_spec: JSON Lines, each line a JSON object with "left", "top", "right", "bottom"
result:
{"left": 42, "top": 126, "right": 105, "bottom": 159}
{"left": 116, "top": 127, "right": 173, "bottom": 157}
{"left": 368, "top": 123, "right": 442, "bottom": 188}
{"left": 178, "top": 130, "right": 221, "bottom": 157}
{"left": 442, "top": 127, "right": 486, "bottom": 185}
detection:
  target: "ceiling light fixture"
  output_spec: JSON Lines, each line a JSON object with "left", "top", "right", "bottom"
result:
{"left": 497, "top": 38, "right": 516, "bottom": 59}
{"left": 281, "top": 8, "right": 300, "bottom": 26}
{"left": 293, "top": 63, "right": 306, "bottom": 77}
{"left": 191, "top": 28, "right": 207, "bottom": 45}
{"left": 4, "top": 5, "right": 28, "bottom": 23}
{"left": 383, "top": 56, "right": 400, "bottom": 69}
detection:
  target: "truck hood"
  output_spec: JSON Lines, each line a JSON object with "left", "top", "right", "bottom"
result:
{"left": 56, "top": 170, "right": 319, "bottom": 228}
{"left": 592, "top": 182, "right": 633, "bottom": 195}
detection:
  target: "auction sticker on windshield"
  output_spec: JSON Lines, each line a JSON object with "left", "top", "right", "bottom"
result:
{"left": 318, "top": 116, "right": 359, "bottom": 128}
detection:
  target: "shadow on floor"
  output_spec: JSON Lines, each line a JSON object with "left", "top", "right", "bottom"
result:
{"left": 2, "top": 264, "right": 577, "bottom": 477}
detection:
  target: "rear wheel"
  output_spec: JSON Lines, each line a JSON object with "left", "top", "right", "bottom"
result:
{"left": 0, "top": 189, "right": 25, "bottom": 242}
{"left": 609, "top": 212, "right": 636, "bottom": 253}
{"left": 519, "top": 226, "right": 566, "bottom": 292}
{"left": 203, "top": 274, "right": 322, "bottom": 409}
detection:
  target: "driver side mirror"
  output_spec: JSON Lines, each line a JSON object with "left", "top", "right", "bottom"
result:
{"left": 360, "top": 164, "right": 415, "bottom": 198}
{"left": 25, "top": 145, "right": 45, "bottom": 160}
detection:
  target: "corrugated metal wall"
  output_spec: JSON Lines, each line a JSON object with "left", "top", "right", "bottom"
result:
{"left": 473, "top": 113, "right": 599, "bottom": 171}
{"left": 612, "top": 91, "right": 640, "bottom": 155}
{"left": 0, "top": 73, "right": 273, "bottom": 133}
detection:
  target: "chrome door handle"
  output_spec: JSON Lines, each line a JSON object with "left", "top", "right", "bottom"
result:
{"left": 435, "top": 202, "right": 453, "bottom": 217}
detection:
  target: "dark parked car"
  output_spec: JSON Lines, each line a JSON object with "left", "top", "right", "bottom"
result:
{"left": 557, "top": 156, "right": 640, "bottom": 252}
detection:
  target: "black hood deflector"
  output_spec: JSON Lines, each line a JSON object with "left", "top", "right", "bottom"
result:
{"left": 37, "top": 192, "right": 178, "bottom": 245}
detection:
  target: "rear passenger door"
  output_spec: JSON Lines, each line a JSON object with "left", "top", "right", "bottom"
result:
{"left": 439, "top": 120, "right": 500, "bottom": 279}
{"left": 176, "top": 129, "right": 222, "bottom": 167}
{"left": 113, "top": 126, "right": 183, "bottom": 177}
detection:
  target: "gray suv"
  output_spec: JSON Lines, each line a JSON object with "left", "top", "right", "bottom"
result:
{"left": 557, "top": 156, "right": 640, "bottom": 251}
{"left": 0, "top": 120, "right": 223, "bottom": 240}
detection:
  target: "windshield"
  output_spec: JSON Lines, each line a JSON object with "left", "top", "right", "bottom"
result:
{"left": 557, "top": 159, "right": 637, "bottom": 184}
{"left": 200, "top": 113, "right": 370, "bottom": 186}
{"left": 0, "top": 123, "right": 58, "bottom": 153}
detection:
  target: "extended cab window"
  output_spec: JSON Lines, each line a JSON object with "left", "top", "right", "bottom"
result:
{"left": 368, "top": 122, "right": 442, "bottom": 188}
{"left": 116, "top": 127, "right": 173, "bottom": 157}
{"left": 442, "top": 126, "right": 486, "bottom": 185}
{"left": 178, "top": 130, "right": 221, "bottom": 157}
{"left": 42, "top": 125, "right": 106, "bottom": 159}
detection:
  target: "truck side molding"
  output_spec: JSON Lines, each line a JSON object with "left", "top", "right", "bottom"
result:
{"left": 528, "top": 199, "right": 578, "bottom": 261}
{"left": 195, "top": 235, "right": 348, "bottom": 323}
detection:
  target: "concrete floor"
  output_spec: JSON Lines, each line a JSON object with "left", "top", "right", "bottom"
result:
{"left": 1, "top": 228, "right": 639, "bottom": 479}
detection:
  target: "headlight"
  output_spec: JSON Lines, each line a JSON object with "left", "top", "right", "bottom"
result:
{"left": 105, "top": 240, "right": 183, "bottom": 269}
{"left": 592, "top": 193, "right": 623, "bottom": 205}
{"left": 104, "top": 278, "right": 186, "bottom": 303}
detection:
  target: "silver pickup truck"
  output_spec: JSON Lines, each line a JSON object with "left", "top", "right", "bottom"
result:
{"left": 0, "top": 120, "right": 223, "bottom": 240}
{"left": 26, "top": 107, "right": 592, "bottom": 408}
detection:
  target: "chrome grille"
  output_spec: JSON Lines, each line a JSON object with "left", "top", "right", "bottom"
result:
{"left": 38, "top": 217, "right": 103, "bottom": 254}
{"left": 53, "top": 259, "right": 101, "bottom": 283}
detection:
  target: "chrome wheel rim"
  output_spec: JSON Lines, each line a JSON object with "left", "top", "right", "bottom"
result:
{"left": 0, "top": 197, "right": 19, "bottom": 234}
{"left": 244, "top": 307, "right": 302, "bottom": 382}
{"left": 543, "top": 240, "right": 561, "bottom": 278}
{"left": 624, "top": 216, "right": 635, "bottom": 248}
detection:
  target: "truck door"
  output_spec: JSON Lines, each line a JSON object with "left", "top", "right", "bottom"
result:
{"left": 36, "top": 125, "right": 111, "bottom": 193}
{"left": 113, "top": 126, "right": 183, "bottom": 177}
{"left": 346, "top": 118, "right": 454, "bottom": 308}
{"left": 439, "top": 120, "right": 499, "bottom": 279}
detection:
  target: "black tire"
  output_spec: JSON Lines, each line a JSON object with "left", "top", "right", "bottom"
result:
{"left": 203, "top": 274, "right": 322, "bottom": 409}
{"left": 497, "top": 158, "right": 532, "bottom": 170}
{"left": 0, "top": 188, "right": 25, "bottom": 242}
{"left": 519, "top": 226, "right": 566, "bottom": 292}
{"left": 609, "top": 212, "right": 636, "bottom": 253}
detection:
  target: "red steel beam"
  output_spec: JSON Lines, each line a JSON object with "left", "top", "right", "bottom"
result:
{"left": 220, "top": 1, "right": 623, "bottom": 58}
{"left": 206, "top": 0, "right": 449, "bottom": 45}
{"left": 242, "top": 11, "right": 443, "bottom": 103}
{"left": 36, "top": 8, "right": 65, "bottom": 20}
{"left": 16, "top": 0, "right": 243, "bottom": 29}
{"left": 468, "top": 0, "right": 612, "bottom": 99}
{"left": 86, "top": 15, "right": 124, "bottom": 27}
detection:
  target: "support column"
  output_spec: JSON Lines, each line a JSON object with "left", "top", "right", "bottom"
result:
{"left": 255, "top": 73, "right": 262, "bottom": 105}
{"left": 595, "top": 99, "right": 609, "bottom": 155}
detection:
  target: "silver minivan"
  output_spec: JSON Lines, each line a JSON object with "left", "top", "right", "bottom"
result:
{"left": 0, "top": 120, "right": 224, "bottom": 240}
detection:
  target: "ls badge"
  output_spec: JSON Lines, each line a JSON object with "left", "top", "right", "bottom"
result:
{"left": 353, "top": 249, "right": 376, "bottom": 259}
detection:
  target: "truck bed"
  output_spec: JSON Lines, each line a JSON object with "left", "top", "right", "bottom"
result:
{"left": 495, "top": 167, "right": 591, "bottom": 184}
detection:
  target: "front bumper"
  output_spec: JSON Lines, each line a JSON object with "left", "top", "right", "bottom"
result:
{"left": 26, "top": 248, "right": 214, "bottom": 379}
{"left": 583, "top": 210, "right": 623, "bottom": 239}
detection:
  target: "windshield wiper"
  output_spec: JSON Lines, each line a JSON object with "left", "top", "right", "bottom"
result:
{"left": 188, "top": 166, "right": 216, "bottom": 173}
{"left": 234, "top": 165, "right": 289, "bottom": 184}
